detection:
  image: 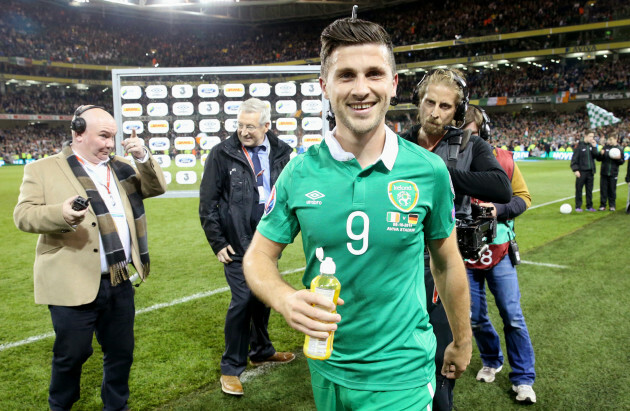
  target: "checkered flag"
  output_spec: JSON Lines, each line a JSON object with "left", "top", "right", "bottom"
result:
{"left": 586, "top": 102, "right": 621, "bottom": 129}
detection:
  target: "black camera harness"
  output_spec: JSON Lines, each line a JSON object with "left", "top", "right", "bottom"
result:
{"left": 445, "top": 128, "right": 473, "bottom": 167}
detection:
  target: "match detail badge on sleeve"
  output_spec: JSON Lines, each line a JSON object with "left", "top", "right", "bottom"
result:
{"left": 264, "top": 186, "right": 277, "bottom": 215}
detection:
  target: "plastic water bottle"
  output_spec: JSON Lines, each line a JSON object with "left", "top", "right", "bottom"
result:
{"left": 303, "top": 248, "right": 341, "bottom": 360}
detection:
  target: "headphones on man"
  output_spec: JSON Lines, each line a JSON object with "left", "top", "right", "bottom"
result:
{"left": 470, "top": 105, "right": 491, "bottom": 140}
{"left": 70, "top": 105, "right": 104, "bottom": 134}
{"left": 411, "top": 69, "right": 469, "bottom": 126}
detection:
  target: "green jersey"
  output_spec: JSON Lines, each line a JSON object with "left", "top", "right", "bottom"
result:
{"left": 258, "top": 127, "right": 455, "bottom": 391}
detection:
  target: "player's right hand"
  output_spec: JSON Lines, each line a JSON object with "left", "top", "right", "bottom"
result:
{"left": 280, "top": 289, "right": 344, "bottom": 339}
{"left": 62, "top": 196, "right": 89, "bottom": 226}
{"left": 441, "top": 339, "right": 472, "bottom": 380}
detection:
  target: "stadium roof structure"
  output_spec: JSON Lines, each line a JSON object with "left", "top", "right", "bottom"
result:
{"left": 63, "top": 0, "right": 416, "bottom": 24}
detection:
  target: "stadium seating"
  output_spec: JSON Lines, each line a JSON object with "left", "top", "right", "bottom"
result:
{"left": 1, "top": 0, "right": 629, "bottom": 163}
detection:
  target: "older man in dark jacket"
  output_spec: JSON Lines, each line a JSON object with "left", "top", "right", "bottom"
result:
{"left": 199, "top": 98, "right": 294, "bottom": 396}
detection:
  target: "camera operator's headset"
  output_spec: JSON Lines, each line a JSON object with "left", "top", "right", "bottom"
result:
{"left": 469, "top": 104, "right": 492, "bottom": 141}
{"left": 412, "top": 69, "right": 471, "bottom": 167}
{"left": 70, "top": 105, "right": 104, "bottom": 134}
{"left": 411, "top": 68, "right": 470, "bottom": 128}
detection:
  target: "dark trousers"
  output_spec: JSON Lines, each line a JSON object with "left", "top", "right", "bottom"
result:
{"left": 599, "top": 175, "right": 618, "bottom": 208}
{"left": 425, "top": 258, "right": 455, "bottom": 411}
{"left": 575, "top": 170, "right": 594, "bottom": 209}
{"left": 48, "top": 278, "right": 135, "bottom": 411}
{"left": 221, "top": 260, "right": 275, "bottom": 376}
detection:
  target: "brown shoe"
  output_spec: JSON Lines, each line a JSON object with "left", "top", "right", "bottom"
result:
{"left": 220, "top": 375, "right": 243, "bottom": 396}
{"left": 250, "top": 351, "right": 296, "bottom": 366}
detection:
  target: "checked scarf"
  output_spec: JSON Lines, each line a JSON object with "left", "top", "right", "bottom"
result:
{"left": 63, "top": 145, "right": 150, "bottom": 286}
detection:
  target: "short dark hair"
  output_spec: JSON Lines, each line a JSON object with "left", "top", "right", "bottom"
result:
{"left": 320, "top": 17, "right": 396, "bottom": 79}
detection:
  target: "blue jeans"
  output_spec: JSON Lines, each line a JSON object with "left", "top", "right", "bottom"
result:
{"left": 467, "top": 254, "right": 536, "bottom": 385}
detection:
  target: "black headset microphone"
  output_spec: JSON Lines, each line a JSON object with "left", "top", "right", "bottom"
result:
{"left": 411, "top": 69, "right": 470, "bottom": 129}
{"left": 70, "top": 105, "right": 104, "bottom": 134}
{"left": 470, "top": 104, "right": 492, "bottom": 140}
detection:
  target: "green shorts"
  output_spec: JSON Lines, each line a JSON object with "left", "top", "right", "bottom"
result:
{"left": 309, "top": 367, "right": 436, "bottom": 411}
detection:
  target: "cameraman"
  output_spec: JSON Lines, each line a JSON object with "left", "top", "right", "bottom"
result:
{"left": 401, "top": 68, "right": 511, "bottom": 411}
{"left": 463, "top": 106, "right": 537, "bottom": 404}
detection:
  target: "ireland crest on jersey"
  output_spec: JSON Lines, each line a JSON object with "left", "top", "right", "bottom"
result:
{"left": 387, "top": 180, "right": 419, "bottom": 212}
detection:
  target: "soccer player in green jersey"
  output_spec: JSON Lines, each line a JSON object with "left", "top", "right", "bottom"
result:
{"left": 243, "top": 16, "right": 472, "bottom": 410}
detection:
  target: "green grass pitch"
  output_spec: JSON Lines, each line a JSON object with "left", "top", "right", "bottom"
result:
{"left": 1, "top": 160, "right": 629, "bottom": 410}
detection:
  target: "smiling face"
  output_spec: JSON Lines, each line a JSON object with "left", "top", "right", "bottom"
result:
{"left": 236, "top": 111, "right": 269, "bottom": 148}
{"left": 320, "top": 43, "right": 398, "bottom": 139}
{"left": 418, "top": 83, "right": 458, "bottom": 138}
{"left": 72, "top": 108, "right": 117, "bottom": 164}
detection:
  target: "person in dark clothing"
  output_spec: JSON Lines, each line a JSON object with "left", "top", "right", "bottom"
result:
{"left": 570, "top": 131, "right": 598, "bottom": 212}
{"left": 199, "top": 98, "right": 294, "bottom": 396}
{"left": 596, "top": 135, "right": 625, "bottom": 211}
{"left": 401, "top": 68, "right": 511, "bottom": 411}
{"left": 626, "top": 158, "right": 630, "bottom": 214}
{"left": 463, "top": 105, "right": 537, "bottom": 404}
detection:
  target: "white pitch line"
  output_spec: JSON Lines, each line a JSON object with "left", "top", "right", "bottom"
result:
{"left": 530, "top": 182, "right": 627, "bottom": 210}
{"left": 521, "top": 260, "right": 568, "bottom": 269}
{"left": 529, "top": 196, "right": 574, "bottom": 210}
{"left": 0, "top": 332, "right": 56, "bottom": 351}
{"left": 0, "top": 267, "right": 306, "bottom": 352}
{"left": 135, "top": 286, "right": 230, "bottom": 315}
{"left": 240, "top": 361, "right": 281, "bottom": 383}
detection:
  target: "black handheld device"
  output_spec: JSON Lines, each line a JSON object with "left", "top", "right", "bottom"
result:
{"left": 71, "top": 196, "right": 91, "bottom": 211}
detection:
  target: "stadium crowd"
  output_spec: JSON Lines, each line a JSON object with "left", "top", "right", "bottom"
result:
{"left": 3, "top": 54, "right": 630, "bottom": 116}
{"left": 3, "top": 110, "right": 628, "bottom": 165}
{"left": 465, "top": 58, "right": 630, "bottom": 98}
{"left": 0, "top": 125, "right": 66, "bottom": 163}
{"left": 0, "top": 85, "right": 112, "bottom": 115}
{"left": 489, "top": 111, "right": 630, "bottom": 153}
{"left": 2, "top": 0, "right": 630, "bottom": 67}
{"left": 391, "top": 109, "right": 630, "bottom": 155}
{"left": 395, "top": 55, "right": 630, "bottom": 103}
{"left": 2, "top": 0, "right": 630, "bottom": 164}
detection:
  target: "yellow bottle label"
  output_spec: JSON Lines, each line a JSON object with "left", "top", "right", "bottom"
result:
{"left": 303, "top": 275, "right": 340, "bottom": 360}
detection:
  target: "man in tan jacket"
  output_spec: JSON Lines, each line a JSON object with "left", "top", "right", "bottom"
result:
{"left": 14, "top": 105, "right": 166, "bottom": 411}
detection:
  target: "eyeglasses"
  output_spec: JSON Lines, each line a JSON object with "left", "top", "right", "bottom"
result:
{"left": 237, "top": 123, "right": 259, "bottom": 132}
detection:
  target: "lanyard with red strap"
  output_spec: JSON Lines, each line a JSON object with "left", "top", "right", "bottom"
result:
{"left": 76, "top": 157, "right": 116, "bottom": 206}
{"left": 241, "top": 145, "right": 264, "bottom": 179}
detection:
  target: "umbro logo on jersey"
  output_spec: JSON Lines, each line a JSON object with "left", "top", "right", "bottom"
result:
{"left": 305, "top": 190, "right": 325, "bottom": 205}
{"left": 305, "top": 191, "right": 325, "bottom": 200}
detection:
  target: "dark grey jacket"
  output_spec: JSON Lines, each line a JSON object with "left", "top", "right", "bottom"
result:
{"left": 401, "top": 125, "right": 511, "bottom": 222}
{"left": 571, "top": 140, "right": 598, "bottom": 173}
{"left": 199, "top": 130, "right": 292, "bottom": 259}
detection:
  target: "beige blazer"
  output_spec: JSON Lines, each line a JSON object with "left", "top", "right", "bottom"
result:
{"left": 14, "top": 151, "right": 167, "bottom": 306}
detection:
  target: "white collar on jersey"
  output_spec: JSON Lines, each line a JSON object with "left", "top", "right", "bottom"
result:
{"left": 324, "top": 125, "right": 398, "bottom": 171}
